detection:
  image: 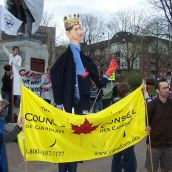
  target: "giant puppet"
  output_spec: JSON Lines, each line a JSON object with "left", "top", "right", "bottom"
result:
{"left": 6, "top": 0, "right": 44, "bottom": 37}
{"left": 50, "top": 14, "right": 118, "bottom": 172}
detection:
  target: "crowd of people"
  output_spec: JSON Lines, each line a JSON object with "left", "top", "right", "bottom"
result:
{"left": 0, "top": 12, "right": 171, "bottom": 172}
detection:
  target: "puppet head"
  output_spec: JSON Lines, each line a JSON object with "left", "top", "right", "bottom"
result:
{"left": 64, "top": 14, "right": 80, "bottom": 31}
{"left": 64, "top": 14, "right": 83, "bottom": 45}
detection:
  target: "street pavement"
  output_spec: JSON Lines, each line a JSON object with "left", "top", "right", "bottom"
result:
{"left": 7, "top": 138, "right": 160, "bottom": 172}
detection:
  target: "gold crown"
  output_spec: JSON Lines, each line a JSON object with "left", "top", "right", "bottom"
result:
{"left": 64, "top": 14, "right": 80, "bottom": 30}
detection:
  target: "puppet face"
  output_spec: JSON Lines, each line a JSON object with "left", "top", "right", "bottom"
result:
{"left": 66, "top": 24, "right": 84, "bottom": 44}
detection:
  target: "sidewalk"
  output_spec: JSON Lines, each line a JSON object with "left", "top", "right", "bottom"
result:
{"left": 7, "top": 139, "right": 158, "bottom": 172}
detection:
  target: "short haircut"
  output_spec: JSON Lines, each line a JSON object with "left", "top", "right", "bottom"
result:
{"left": 4, "top": 64, "right": 12, "bottom": 71}
{"left": 112, "top": 84, "right": 118, "bottom": 98}
{"left": 12, "top": 46, "right": 19, "bottom": 51}
{"left": 155, "top": 78, "right": 168, "bottom": 90}
{"left": 117, "top": 82, "right": 130, "bottom": 98}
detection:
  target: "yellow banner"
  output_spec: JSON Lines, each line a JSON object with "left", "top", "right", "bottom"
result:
{"left": 18, "top": 85, "right": 147, "bottom": 163}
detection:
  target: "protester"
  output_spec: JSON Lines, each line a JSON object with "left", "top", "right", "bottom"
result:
{"left": 0, "top": 94, "right": 25, "bottom": 172}
{"left": 111, "top": 82, "right": 137, "bottom": 172}
{"left": 40, "top": 67, "right": 53, "bottom": 104}
{"left": 1, "top": 65, "right": 13, "bottom": 122}
{"left": 145, "top": 78, "right": 172, "bottom": 172}
{"left": 50, "top": 14, "right": 118, "bottom": 172}
{"left": 111, "top": 84, "right": 118, "bottom": 104}
{"left": 0, "top": 37, "right": 22, "bottom": 108}
{"left": 0, "top": 38, "right": 22, "bottom": 67}
{"left": 92, "top": 89, "right": 103, "bottom": 112}
{"left": 90, "top": 82, "right": 103, "bottom": 112}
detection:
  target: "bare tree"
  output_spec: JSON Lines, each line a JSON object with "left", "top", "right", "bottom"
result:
{"left": 148, "top": 0, "right": 172, "bottom": 28}
{"left": 145, "top": 19, "right": 172, "bottom": 79}
{"left": 40, "top": 11, "right": 63, "bottom": 66}
{"left": 80, "top": 14, "right": 105, "bottom": 56}
{"left": 41, "top": 11, "right": 55, "bottom": 27}
{"left": 107, "top": 10, "right": 149, "bottom": 71}
{"left": 107, "top": 10, "right": 149, "bottom": 36}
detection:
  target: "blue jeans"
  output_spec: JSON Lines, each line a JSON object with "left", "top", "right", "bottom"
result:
{"left": 58, "top": 162, "right": 77, "bottom": 172}
{"left": 93, "top": 100, "right": 103, "bottom": 112}
{"left": 111, "top": 146, "right": 137, "bottom": 172}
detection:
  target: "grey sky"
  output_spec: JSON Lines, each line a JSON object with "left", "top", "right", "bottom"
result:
{"left": 0, "top": 0, "right": 152, "bottom": 24}
{"left": 43, "top": 0, "right": 152, "bottom": 41}
{"left": 44, "top": 0, "right": 151, "bottom": 22}
{"left": 0, "top": 0, "right": 152, "bottom": 41}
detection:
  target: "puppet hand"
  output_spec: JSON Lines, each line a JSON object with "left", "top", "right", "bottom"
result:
{"left": 105, "top": 59, "right": 118, "bottom": 77}
{"left": 56, "top": 104, "right": 64, "bottom": 111}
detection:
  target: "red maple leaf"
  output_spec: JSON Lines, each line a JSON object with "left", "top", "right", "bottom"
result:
{"left": 71, "top": 118, "right": 99, "bottom": 135}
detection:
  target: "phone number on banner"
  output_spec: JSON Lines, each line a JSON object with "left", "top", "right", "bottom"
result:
{"left": 26, "top": 149, "right": 64, "bottom": 157}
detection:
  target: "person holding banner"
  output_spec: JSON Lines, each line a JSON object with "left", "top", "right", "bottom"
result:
{"left": 1, "top": 64, "right": 13, "bottom": 122}
{"left": 111, "top": 82, "right": 137, "bottom": 172}
{"left": 40, "top": 67, "right": 53, "bottom": 104}
{"left": 145, "top": 78, "right": 172, "bottom": 172}
{"left": 0, "top": 94, "right": 25, "bottom": 172}
{"left": 50, "top": 14, "right": 118, "bottom": 172}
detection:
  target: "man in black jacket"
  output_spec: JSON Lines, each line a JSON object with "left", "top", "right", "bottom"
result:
{"left": 1, "top": 64, "right": 13, "bottom": 122}
{"left": 145, "top": 78, "right": 172, "bottom": 172}
{"left": 50, "top": 14, "right": 117, "bottom": 172}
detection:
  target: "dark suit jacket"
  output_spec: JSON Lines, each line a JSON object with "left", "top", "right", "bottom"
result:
{"left": 50, "top": 46, "right": 107, "bottom": 113}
